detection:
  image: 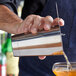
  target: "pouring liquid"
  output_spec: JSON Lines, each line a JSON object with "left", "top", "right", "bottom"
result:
{"left": 63, "top": 53, "right": 72, "bottom": 71}
{"left": 54, "top": 3, "right": 74, "bottom": 76}
{"left": 55, "top": 2, "right": 72, "bottom": 70}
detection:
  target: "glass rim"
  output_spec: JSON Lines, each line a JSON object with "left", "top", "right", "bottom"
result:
{"left": 53, "top": 62, "right": 76, "bottom": 65}
{"left": 52, "top": 62, "right": 76, "bottom": 71}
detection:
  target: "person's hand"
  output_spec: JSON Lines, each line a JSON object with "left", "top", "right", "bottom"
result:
{"left": 16, "top": 15, "right": 64, "bottom": 60}
{"left": 17, "top": 15, "right": 54, "bottom": 34}
{"left": 16, "top": 15, "right": 64, "bottom": 34}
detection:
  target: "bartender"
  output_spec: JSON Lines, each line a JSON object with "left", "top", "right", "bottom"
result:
{"left": 0, "top": 0, "right": 76, "bottom": 76}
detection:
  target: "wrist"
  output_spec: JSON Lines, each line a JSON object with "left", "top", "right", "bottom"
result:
{"left": 13, "top": 19, "right": 23, "bottom": 34}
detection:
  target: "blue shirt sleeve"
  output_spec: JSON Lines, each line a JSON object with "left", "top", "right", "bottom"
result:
{"left": 0, "top": 0, "right": 11, "bottom": 3}
{"left": 0, "top": 0, "right": 18, "bottom": 13}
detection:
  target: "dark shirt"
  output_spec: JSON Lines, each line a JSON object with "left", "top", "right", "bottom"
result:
{"left": 21, "top": 0, "right": 47, "bottom": 19}
{"left": 0, "top": 0, "right": 46, "bottom": 17}
{"left": 0, "top": 0, "right": 76, "bottom": 76}
{"left": 0, "top": 0, "right": 20, "bottom": 13}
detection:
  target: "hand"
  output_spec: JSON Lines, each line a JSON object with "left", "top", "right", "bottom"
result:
{"left": 16, "top": 15, "right": 64, "bottom": 60}
{"left": 16, "top": 15, "right": 64, "bottom": 34}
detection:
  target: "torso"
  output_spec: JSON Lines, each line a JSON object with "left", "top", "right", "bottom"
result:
{"left": 19, "top": 0, "right": 76, "bottom": 76}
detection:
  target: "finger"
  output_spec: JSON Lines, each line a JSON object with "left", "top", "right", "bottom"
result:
{"left": 23, "top": 15, "right": 34, "bottom": 34}
{"left": 38, "top": 56, "right": 46, "bottom": 60}
{"left": 52, "top": 18, "right": 64, "bottom": 27}
{"left": 43, "top": 16, "right": 53, "bottom": 31}
{"left": 38, "top": 17, "right": 44, "bottom": 31}
{"left": 59, "top": 18, "right": 64, "bottom": 26}
{"left": 30, "top": 15, "right": 41, "bottom": 34}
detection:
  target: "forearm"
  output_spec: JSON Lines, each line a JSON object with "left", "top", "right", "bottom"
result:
{"left": 0, "top": 5, "right": 23, "bottom": 34}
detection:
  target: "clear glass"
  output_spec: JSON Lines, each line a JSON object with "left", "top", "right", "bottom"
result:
{"left": 52, "top": 62, "right": 76, "bottom": 76}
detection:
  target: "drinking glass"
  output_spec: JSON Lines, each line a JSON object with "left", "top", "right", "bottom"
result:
{"left": 52, "top": 62, "right": 76, "bottom": 76}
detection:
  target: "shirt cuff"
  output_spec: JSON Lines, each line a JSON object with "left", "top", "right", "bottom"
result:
{"left": 0, "top": 0, "right": 17, "bottom": 14}
{"left": 0, "top": 0, "right": 11, "bottom": 4}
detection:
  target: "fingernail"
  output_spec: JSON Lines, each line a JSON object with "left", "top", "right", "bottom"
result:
{"left": 59, "top": 19, "right": 65, "bottom": 26}
{"left": 31, "top": 28, "right": 37, "bottom": 34}
{"left": 44, "top": 24, "right": 50, "bottom": 30}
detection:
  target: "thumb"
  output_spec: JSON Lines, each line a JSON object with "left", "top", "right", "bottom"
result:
{"left": 38, "top": 56, "right": 46, "bottom": 60}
